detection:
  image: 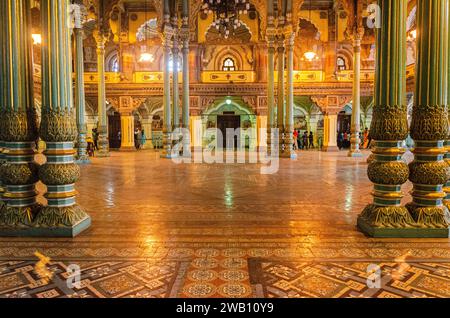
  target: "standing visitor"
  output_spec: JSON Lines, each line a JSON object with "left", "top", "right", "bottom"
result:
{"left": 134, "top": 128, "right": 140, "bottom": 150}
{"left": 362, "top": 128, "right": 369, "bottom": 149}
{"left": 303, "top": 131, "right": 309, "bottom": 150}
{"left": 92, "top": 128, "right": 99, "bottom": 150}
{"left": 293, "top": 129, "right": 299, "bottom": 150}
{"left": 140, "top": 130, "right": 147, "bottom": 149}
{"left": 338, "top": 132, "right": 344, "bottom": 150}
{"left": 309, "top": 131, "right": 314, "bottom": 149}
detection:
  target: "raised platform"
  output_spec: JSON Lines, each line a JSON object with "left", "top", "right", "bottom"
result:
{"left": 0, "top": 216, "right": 91, "bottom": 238}
{"left": 357, "top": 217, "right": 450, "bottom": 238}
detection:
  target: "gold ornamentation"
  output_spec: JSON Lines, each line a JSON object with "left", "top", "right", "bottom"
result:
{"left": 406, "top": 203, "right": 450, "bottom": 229}
{"left": 359, "top": 204, "right": 415, "bottom": 228}
{"left": 39, "top": 163, "right": 80, "bottom": 186}
{"left": 410, "top": 105, "right": 449, "bottom": 141}
{"left": 367, "top": 161, "right": 409, "bottom": 185}
{"left": 409, "top": 161, "right": 448, "bottom": 185}
{"left": 0, "top": 205, "right": 40, "bottom": 227}
{"left": 39, "top": 109, "right": 78, "bottom": 142}
{"left": 3, "top": 110, "right": 38, "bottom": 142}
{"left": 1, "top": 163, "right": 40, "bottom": 185}
{"left": 370, "top": 105, "right": 408, "bottom": 141}
{"left": 33, "top": 205, "right": 88, "bottom": 227}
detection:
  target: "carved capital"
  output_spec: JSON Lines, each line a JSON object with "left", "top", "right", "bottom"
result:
{"left": 40, "top": 109, "right": 78, "bottom": 143}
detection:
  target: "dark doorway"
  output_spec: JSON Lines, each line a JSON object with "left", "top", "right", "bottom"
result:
{"left": 108, "top": 112, "right": 121, "bottom": 150}
{"left": 217, "top": 114, "right": 241, "bottom": 150}
{"left": 338, "top": 112, "right": 351, "bottom": 149}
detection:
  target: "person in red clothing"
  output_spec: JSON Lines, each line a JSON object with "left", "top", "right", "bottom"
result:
{"left": 293, "top": 129, "right": 299, "bottom": 150}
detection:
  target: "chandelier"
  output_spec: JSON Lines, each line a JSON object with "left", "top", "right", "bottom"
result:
{"left": 202, "top": 0, "right": 251, "bottom": 39}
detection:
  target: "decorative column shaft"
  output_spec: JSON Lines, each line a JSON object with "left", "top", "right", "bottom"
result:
{"left": 94, "top": 32, "right": 110, "bottom": 157}
{"left": 276, "top": 38, "right": 285, "bottom": 131}
{"left": 73, "top": 4, "right": 90, "bottom": 164}
{"left": 266, "top": 36, "right": 275, "bottom": 156}
{"left": 0, "top": 0, "right": 40, "bottom": 229}
{"left": 38, "top": 0, "right": 90, "bottom": 237}
{"left": 358, "top": 0, "right": 421, "bottom": 237}
{"left": 444, "top": 14, "right": 450, "bottom": 210}
{"left": 284, "top": 32, "right": 295, "bottom": 158}
{"left": 181, "top": 0, "right": 191, "bottom": 157}
{"left": 161, "top": 7, "right": 174, "bottom": 159}
{"left": 348, "top": 31, "right": 363, "bottom": 157}
{"left": 276, "top": 36, "right": 286, "bottom": 157}
{"left": 172, "top": 31, "right": 180, "bottom": 129}
{"left": 407, "top": 0, "right": 449, "bottom": 236}
{"left": 0, "top": 0, "right": 6, "bottom": 213}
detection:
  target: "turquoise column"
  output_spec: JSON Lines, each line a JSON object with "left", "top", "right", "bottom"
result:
{"left": 266, "top": 0, "right": 275, "bottom": 157}
{"left": 73, "top": 4, "right": 90, "bottom": 164}
{"left": 172, "top": 17, "right": 180, "bottom": 130}
{"left": 357, "top": 0, "right": 414, "bottom": 237}
{"left": 285, "top": 32, "right": 295, "bottom": 159}
{"left": 161, "top": 0, "right": 174, "bottom": 158}
{"left": 181, "top": 0, "right": 191, "bottom": 157}
{"left": 0, "top": 0, "right": 40, "bottom": 229}
{"left": 37, "top": 0, "right": 91, "bottom": 237}
{"left": 94, "top": 32, "right": 110, "bottom": 157}
{"left": 407, "top": 0, "right": 449, "bottom": 237}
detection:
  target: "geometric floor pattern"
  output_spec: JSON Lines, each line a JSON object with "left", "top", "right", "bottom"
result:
{"left": 1, "top": 150, "right": 450, "bottom": 298}
{"left": 250, "top": 260, "right": 450, "bottom": 298}
{"left": 2, "top": 259, "right": 450, "bottom": 298}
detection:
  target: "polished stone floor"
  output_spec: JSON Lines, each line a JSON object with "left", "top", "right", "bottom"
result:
{"left": 1, "top": 150, "right": 450, "bottom": 298}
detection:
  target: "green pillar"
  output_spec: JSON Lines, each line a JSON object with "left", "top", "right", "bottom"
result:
{"left": 0, "top": 0, "right": 40, "bottom": 230}
{"left": 73, "top": 4, "right": 90, "bottom": 164}
{"left": 172, "top": 29, "right": 180, "bottom": 129}
{"left": 37, "top": 0, "right": 91, "bottom": 237}
{"left": 94, "top": 32, "right": 110, "bottom": 157}
{"left": 161, "top": 1, "right": 174, "bottom": 159}
{"left": 407, "top": 0, "right": 449, "bottom": 236}
{"left": 181, "top": 0, "right": 191, "bottom": 157}
{"left": 0, "top": 0, "right": 6, "bottom": 212}
{"left": 284, "top": 32, "right": 295, "bottom": 159}
{"left": 348, "top": 31, "right": 363, "bottom": 158}
{"left": 357, "top": 0, "right": 414, "bottom": 237}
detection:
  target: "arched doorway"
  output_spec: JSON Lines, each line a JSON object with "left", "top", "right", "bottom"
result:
{"left": 202, "top": 97, "right": 256, "bottom": 150}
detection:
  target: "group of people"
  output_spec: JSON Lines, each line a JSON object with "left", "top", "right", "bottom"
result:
{"left": 133, "top": 128, "right": 147, "bottom": 150}
{"left": 337, "top": 128, "right": 371, "bottom": 150}
{"left": 293, "top": 130, "right": 314, "bottom": 150}
{"left": 83, "top": 127, "right": 148, "bottom": 157}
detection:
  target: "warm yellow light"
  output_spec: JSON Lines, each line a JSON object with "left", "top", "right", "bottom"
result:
{"left": 139, "top": 53, "right": 154, "bottom": 63}
{"left": 32, "top": 34, "right": 41, "bottom": 45}
{"left": 304, "top": 51, "right": 317, "bottom": 61}
{"left": 410, "top": 29, "right": 417, "bottom": 39}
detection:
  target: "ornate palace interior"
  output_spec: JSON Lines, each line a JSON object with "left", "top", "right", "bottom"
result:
{"left": 0, "top": 0, "right": 450, "bottom": 299}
